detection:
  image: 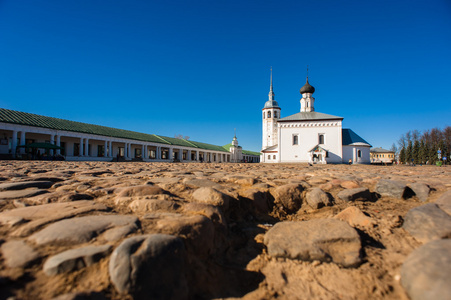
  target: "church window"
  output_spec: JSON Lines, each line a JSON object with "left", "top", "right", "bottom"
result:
{"left": 292, "top": 135, "right": 299, "bottom": 145}
{"left": 268, "top": 111, "right": 271, "bottom": 118}
{"left": 274, "top": 111, "right": 278, "bottom": 118}
{"left": 358, "top": 150, "right": 362, "bottom": 158}
{"left": 267, "top": 155, "right": 271, "bottom": 160}
{"left": 318, "top": 134, "right": 325, "bottom": 144}
{"left": 273, "top": 155, "right": 276, "bottom": 159}
{"left": 263, "top": 112, "right": 265, "bottom": 119}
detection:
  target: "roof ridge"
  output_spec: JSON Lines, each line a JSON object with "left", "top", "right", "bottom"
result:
{"left": 153, "top": 135, "right": 172, "bottom": 145}
{"left": 182, "top": 139, "right": 199, "bottom": 148}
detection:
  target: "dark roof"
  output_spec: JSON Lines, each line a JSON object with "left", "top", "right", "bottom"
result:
{"left": 300, "top": 78, "right": 315, "bottom": 94}
{"left": 342, "top": 129, "right": 371, "bottom": 147}
{"left": 278, "top": 111, "right": 343, "bottom": 122}
{"left": 0, "top": 108, "right": 231, "bottom": 152}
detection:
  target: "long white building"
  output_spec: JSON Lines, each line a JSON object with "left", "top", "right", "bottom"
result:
{"left": 261, "top": 71, "right": 371, "bottom": 164}
{"left": 0, "top": 108, "right": 260, "bottom": 162}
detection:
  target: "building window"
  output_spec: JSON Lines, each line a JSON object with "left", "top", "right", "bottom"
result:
{"left": 268, "top": 155, "right": 270, "bottom": 160}
{"left": 274, "top": 111, "right": 278, "bottom": 118}
{"left": 319, "top": 134, "right": 325, "bottom": 144}
{"left": 267, "top": 111, "right": 271, "bottom": 118}
{"left": 292, "top": 135, "right": 299, "bottom": 145}
{"left": 273, "top": 155, "right": 276, "bottom": 159}
{"left": 358, "top": 150, "right": 362, "bottom": 158}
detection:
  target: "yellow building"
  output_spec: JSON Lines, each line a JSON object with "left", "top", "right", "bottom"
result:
{"left": 370, "top": 147, "right": 395, "bottom": 164}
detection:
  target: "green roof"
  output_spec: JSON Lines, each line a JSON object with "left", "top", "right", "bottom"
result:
{"left": 242, "top": 149, "right": 261, "bottom": 156}
{"left": 0, "top": 108, "right": 230, "bottom": 152}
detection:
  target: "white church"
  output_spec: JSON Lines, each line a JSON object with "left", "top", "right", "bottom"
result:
{"left": 261, "top": 71, "right": 371, "bottom": 164}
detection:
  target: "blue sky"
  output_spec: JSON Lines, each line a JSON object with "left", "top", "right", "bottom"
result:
{"left": 1, "top": 0, "right": 450, "bottom": 152}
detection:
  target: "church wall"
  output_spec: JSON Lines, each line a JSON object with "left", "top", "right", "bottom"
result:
{"left": 342, "top": 145, "right": 371, "bottom": 164}
{"left": 279, "top": 121, "right": 342, "bottom": 163}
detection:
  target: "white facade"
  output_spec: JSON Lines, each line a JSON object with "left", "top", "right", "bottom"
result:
{"left": 261, "top": 73, "right": 371, "bottom": 164}
{"left": 278, "top": 120, "right": 343, "bottom": 163}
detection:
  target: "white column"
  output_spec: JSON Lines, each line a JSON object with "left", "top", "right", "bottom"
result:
{"left": 11, "top": 131, "right": 18, "bottom": 158}
{"left": 56, "top": 135, "right": 61, "bottom": 155}
{"left": 128, "top": 143, "right": 132, "bottom": 159}
{"left": 80, "top": 138, "right": 84, "bottom": 156}
{"left": 104, "top": 141, "right": 108, "bottom": 157}
{"left": 50, "top": 135, "right": 55, "bottom": 156}
{"left": 20, "top": 131, "right": 26, "bottom": 154}
{"left": 141, "top": 144, "right": 145, "bottom": 159}
{"left": 124, "top": 143, "right": 128, "bottom": 158}
{"left": 168, "top": 148, "right": 173, "bottom": 161}
{"left": 85, "top": 138, "right": 89, "bottom": 157}
{"left": 196, "top": 151, "right": 199, "bottom": 161}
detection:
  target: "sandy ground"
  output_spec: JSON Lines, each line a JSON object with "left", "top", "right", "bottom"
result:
{"left": 0, "top": 161, "right": 449, "bottom": 300}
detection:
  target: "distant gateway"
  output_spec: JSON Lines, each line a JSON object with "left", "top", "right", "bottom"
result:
{"left": 261, "top": 71, "right": 371, "bottom": 164}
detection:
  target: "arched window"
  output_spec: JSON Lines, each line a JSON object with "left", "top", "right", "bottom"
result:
{"left": 318, "top": 134, "right": 325, "bottom": 144}
{"left": 273, "top": 155, "right": 276, "bottom": 159}
{"left": 358, "top": 150, "right": 362, "bottom": 158}
{"left": 267, "top": 111, "right": 271, "bottom": 118}
{"left": 274, "top": 111, "right": 278, "bottom": 118}
{"left": 263, "top": 112, "right": 265, "bottom": 119}
{"left": 293, "top": 135, "right": 298, "bottom": 145}
{"left": 267, "top": 155, "right": 271, "bottom": 160}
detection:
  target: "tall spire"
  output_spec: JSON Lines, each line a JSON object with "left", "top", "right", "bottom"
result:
{"left": 268, "top": 67, "right": 275, "bottom": 101}
{"left": 270, "top": 67, "right": 273, "bottom": 92}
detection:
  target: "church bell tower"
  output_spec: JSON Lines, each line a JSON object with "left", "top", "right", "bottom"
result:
{"left": 300, "top": 69, "right": 316, "bottom": 112}
{"left": 262, "top": 68, "right": 281, "bottom": 149}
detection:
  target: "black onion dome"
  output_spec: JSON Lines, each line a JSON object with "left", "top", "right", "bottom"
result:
{"left": 300, "top": 78, "right": 315, "bottom": 94}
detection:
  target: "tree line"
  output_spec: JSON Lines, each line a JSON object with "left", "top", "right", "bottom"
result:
{"left": 394, "top": 126, "right": 451, "bottom": 165}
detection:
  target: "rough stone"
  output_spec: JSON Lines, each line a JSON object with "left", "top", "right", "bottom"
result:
{"left": 128, "top": 199, "right": 180, "bottom": 214}
{"left": 0, "top": 201, "right": 108, "bottom": 236}
{"left": 239, "top": 188, "right": 272, "bottom": 213}
{"left": 0, "top": 188, "right": 49, "bottom": 200}
{"left": 271, "top": 183, "right": 305, "bottom": 213}
{"left": 29, "top": 215, "right": 139, "bottom": 245}
{"left": 1, "top": 240, "right": 40, "bottom": 268}
{"left": 403, "top": 203, "right": 451, "bottom": 243}
{"left": 102, "top": 224, "right": 138, "bottom": 242}
{"left": 401, "top": 239, "right": 451, "bottom": 300}
{"left": 408, "top": 183, "right": 430, "bottom": 202}
{"left": 306, "top": 188, "right": 330, "bottom": 209}
{"left": 109, "top": 234, "right": 188, "bottom": 299}
{"left": 340, "top": 180, "right": 360, "bottom": 189}
{"left": 156, "top": 214, "right": 215, "bottom": 256}
{"left": 264, "top": 219, "right": 361, "bottom": 267}
{"left": 116, "top": 185, "right": 166, "bottom": 197}
{"left": 337, "top": 187, "right": 372, "bottom": 202}
{"left": 44, "top": 245, "right": 112, "bottom": 276}
{"left": 334, "top": 206, "right": 375, "bottom": 229}
{"left": 191, "top": 187, "right": 232, "bottom": 210}
{"left": 183, "top": 178, "right": 223, "bottom": 190}
{"left": 0, "top": 180, "right": 54, "bottom": 191}
{"left": 375, "top": 179, "right": 410, "bottom": 199}
{"left": 435, "top": 190, "right": 451, "bottom": 215}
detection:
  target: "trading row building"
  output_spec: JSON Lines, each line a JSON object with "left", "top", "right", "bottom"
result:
{"left": 0, "top": 108, "right": 260, "bottom": 163}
